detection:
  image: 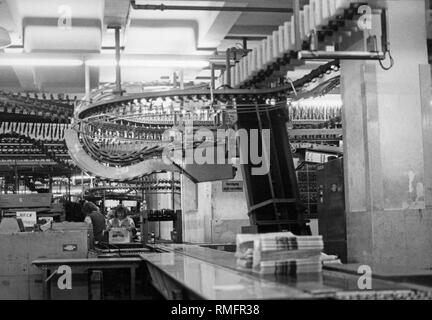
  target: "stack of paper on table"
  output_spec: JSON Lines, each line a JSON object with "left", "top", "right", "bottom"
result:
{"left": 235, "top": 232, "right": 324, "bottom": 275}
{"left": 235, "top": 234, "right": 255, "bottom": 269}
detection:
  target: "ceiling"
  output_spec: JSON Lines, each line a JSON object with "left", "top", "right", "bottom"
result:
{"left": 0, "top": 0, "right": 300, "bottom": 94}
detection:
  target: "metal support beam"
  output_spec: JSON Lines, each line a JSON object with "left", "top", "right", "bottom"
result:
{"left": 84, "top": 63, "right": 90, "bottom": 102}
{"left": 114, "top": 27, "right": 122, "bottom": 95}
{"left": 173, "top": 72, "right": 178, "bottom": 88}
{"left": 141, "top": 178, "right": 146, "bottom": 244}
{"left": 179, "top": 70, "right": 184, "bottom": 90}
{"left": 171, "top": 172, "right": 175, "bottom": 211}
{"left": 14, "top": 161, "right": 18, "bottom": 194}
{"left": 210, "top": 63, "right": 215, "bottom": 90}
{"left": 68, "top": 176, "right": 71, "bottom": 201}
{"left": 225, "top": 48, "right": 231, "bottom": 87}
{"left": 81, "top": 171, "right": 84, "bottom": 198}
{"left": 298, "top": 51, "right": 385, "bottom": 60}
{"left": 130, "top": 1, "right": 293, "bottom": 13}
{"left": 293, "top": 0, "right": 301, "bottom": 51}
{"left": 225, "top": 35, "right": 266, "bottom": 41}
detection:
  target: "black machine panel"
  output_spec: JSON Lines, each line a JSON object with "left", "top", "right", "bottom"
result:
{"left": 316, "top": 158, "right": 347, "bottom": 262}
{"left": 236, "top": 98, "right": 310, "bottom": 235}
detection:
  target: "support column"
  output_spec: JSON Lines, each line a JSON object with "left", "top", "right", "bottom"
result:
{"left": 341, "top": 0, "right": 432, "bottom": 268}
{"left": 114, "top": 27, "right": 122, "bottom": 95}
{"left": 84, "top": 63, "right": 90, "bottom": 102}
{"left": 146, "top": 173, "right": 181, "bottom": 240}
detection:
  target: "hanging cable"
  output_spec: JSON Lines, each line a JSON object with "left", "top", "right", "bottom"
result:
{"left": 372, "top": 35, "right": 394, "bottom": 71}
{"left": 378, "top": 50, "right": 394, "bottom": 71}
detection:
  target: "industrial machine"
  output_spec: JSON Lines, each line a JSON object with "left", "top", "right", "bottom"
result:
{"left": 0, "top": 91, "right": 78, "bottom": 191}
{"left": 316, "top": 157, "right": 347, "bottom": 262}
{"left": 63, "top": 0, "right": 386, "bottom": 235}
{"left": 0, "top": 221, "right": 91, "bottom": 299}
{"left": 0, "top": 193, "right": 64, "bottom": 226}
{"left": 65, "top": 84, "right": 324, "bottom": 235}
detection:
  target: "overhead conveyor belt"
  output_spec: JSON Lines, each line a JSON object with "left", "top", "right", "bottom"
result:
{"left": 68, "top": 56, "right": 339, "bottom": 232}
{"left": 65, "top": 128, "right": 180, "bottom": 181}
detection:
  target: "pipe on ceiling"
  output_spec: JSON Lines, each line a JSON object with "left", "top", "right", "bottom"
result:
{"left": 298, "top": 51, "right": 386, "bottom": 61}
{"left": 130, "top": 0, "right": 293, "bottom": 13}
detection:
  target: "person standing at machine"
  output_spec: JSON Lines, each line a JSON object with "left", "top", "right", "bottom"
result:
{"left": 107, "top": 205, "right": 137, "bottom": 236}
{"left": 82, "top": 201, "right": 107, "bottom": 243}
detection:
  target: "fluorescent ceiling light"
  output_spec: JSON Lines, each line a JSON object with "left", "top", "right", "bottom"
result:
{"left": 3, "top": 47, "right": 23, "bottom": 54}
{"left": 86, "top": 59, "right": 115, "bottom": 66}
{"left": 0, "top": 58, "right": 83, "bottom": 66}
{"left": 86, "top": 59, "right": 209, "bottom": 68}
{"left": 0, "top": 56, "right": 208, "bottom": 68}
{"left": 193, "top": 50, "right": 215, "bottom": 56}
{"left": 123, "top": 60, "right": 209, "bottom": 68}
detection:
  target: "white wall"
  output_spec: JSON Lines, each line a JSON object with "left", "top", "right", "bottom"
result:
{"left": 182, "top": 165, "right": 249, "bottom": 244}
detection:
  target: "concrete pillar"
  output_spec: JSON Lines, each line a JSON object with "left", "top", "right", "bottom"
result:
{"left": 341, "top": 0, "right": 432, "bottom": 268}
{"left": 146, "top": 173, "right": 180, "bottom": 241}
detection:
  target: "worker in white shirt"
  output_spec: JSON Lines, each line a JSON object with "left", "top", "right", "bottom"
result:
{"left": 107, "top": 205, "right": 136, "bottom": 236}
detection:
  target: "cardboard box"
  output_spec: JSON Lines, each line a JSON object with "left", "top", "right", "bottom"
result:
{"left": 0, "top": 228, "right": 90, "bottom": 299}
{"left": 16, "top": 211, "right": 37, "bottom": 227}
{"left": 109, "top": 228, "right": 131, "bottom": 244}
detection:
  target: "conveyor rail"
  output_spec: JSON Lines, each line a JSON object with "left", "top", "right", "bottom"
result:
{"left": 32, "top": 244, "right": 432, "bottom": 300}
{"left": 142, "top": 244, "right": 432, "bottom": 300}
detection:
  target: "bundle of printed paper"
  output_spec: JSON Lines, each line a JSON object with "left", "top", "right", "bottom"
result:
{"left": 235, "top": 232, "right": 323, "bottom": 275}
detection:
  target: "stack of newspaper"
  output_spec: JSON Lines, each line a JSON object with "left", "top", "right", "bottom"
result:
{"left": 235, "top": 234, "right": 255, "bottom": 269}
{"left": 236, "top": 232, "right": 324, "bottom": 275}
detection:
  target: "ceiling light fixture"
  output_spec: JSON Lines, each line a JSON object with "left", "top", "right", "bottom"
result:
{"left": 0, "top": 58, "right": 83, "bottom": 66}
{"left": 123, "top": 60, "right": 209, "bottom": 68}
{"left": 86, "top": 59, "right": 209, "bottom": 68}
{"left": 85, "top": 58, "right": 116, "bottom": 67}
{"left": 3, "top": 47, "right": 23, "bottom": 54}
{"left": 0, "top": 55, "right": 208, "bottom": 68}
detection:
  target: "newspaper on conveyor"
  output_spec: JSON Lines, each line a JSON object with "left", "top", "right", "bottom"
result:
{"left": 235, "top": 232, "right": 324, "bottom": 275}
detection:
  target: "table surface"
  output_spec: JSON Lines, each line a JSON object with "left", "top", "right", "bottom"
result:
{"left": 32, "top": 244, "right": 430, "bottom": 300}
{"left": 32, "top": 257, "right": 142, "bottom": 267}
{"left": 140, "top": 251, "right": 315, "bottom": 300}
{"left": 139, "top": 243, "right": 418, "bottom": 299}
